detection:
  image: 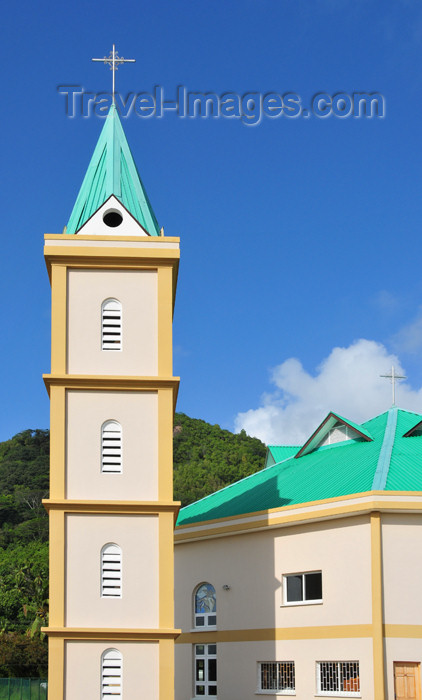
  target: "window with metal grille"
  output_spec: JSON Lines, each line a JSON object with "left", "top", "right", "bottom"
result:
{"left": 317, "top": 661, "right": 360, "bottom": 696}
{"left": 194, "top": 583, "right": 217, "bottom": 628}
{"left": 258, "top": 662, "right": 295, "bottom": 694}
{"left": 102, "top": 648, "right": 122, "bottom": 699}
{"left": 101, "top": 544, "right": 122, "bottom": 598}
{"left": 194, "top": 644, "right": 217, "bottom": 697}
{"left": 283, "top": 571, "right": 322, "bottom": 605}
{"left": 102, "top": 299, "right": 122, "bottom": 350}
{"left": 101, "top": 421, "right": 122, "bottom": 473}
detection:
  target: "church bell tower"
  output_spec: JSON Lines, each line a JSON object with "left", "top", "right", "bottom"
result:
{"left": 42, "top": 93, "right": 180, "bottom": 699}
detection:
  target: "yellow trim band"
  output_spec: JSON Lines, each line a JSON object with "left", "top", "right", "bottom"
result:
{"left": 176, "top": 624, "right": 373, "bottom": 643}
{"left": 175, "top": 623, "right": 422, "bottom": 644}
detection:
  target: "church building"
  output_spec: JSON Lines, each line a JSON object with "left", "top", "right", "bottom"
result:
{"left": 40, "top": 50, "right": 422, "bottom": 700}
{"left": 174, "top": 407, "right": 422, "bottom": 700}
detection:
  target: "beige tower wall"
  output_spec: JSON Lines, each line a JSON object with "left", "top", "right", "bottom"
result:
{"left": 65, "top": 514, "right": 159, "bottom": 628}
{"left": 66, "top": 390, "right": 158, "bottom": 500}
{"left": 67, "top": 269, "right": 158, "bottom": 375}
{"left": 65, "top": 641, "right": 158, "bottom": 700}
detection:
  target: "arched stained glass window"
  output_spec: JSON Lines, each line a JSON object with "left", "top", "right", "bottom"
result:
{"left": 101, "top": 648, "right": 122, "bottom": 698}
{"left": 194, "top": 583, "right": 216, "bottom": 628}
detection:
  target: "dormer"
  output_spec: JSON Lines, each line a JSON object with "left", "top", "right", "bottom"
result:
{"left": 403, "top": 420, "right": 422, "bottom": 437}
{"left": 295, "top": 412, "right": 372, "bottom": 458}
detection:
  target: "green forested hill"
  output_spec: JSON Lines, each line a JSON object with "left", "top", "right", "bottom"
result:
{"left": 0, "top": 414, "right": 266, "bottom": 674}
{"left": 173, "top": 414, "right": 266, "bottom": 506}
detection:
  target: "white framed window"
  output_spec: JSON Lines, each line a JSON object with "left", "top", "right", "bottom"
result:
{"left": 194, "top": 583, "right": 217, "bottom": 628}
{"left": 317, "top": 661, "right": 360, "bottom": 696}
{"left": 101, "top": 648, "right": 122, "bottom": 698}
{"left": 194, "top": 643, "right": 217, "bottom": 697}
{"left": 101, "top": 543, "right": 122, "bottom": 598}
{"left": 102, "top": 298, "right": 122, "bottom": 351}
{"left": 101, "top": 420, "right": 123, "bottom": 473}
{"left": 258, "top": 662, "right": 295, "bottom": 695}
{"left": 282, "top": 571, "right": 322, "bottom": 605}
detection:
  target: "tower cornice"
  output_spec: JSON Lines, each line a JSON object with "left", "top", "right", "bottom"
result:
{"left": 43, "top": 374, "right": 180, "bottom": 408}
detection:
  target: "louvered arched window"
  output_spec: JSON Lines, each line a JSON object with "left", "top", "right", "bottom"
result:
{"left": 101, "top": 421, "right": 123, "bottom": 473}
{"left": 102, "top": 299, "right": 122, "bottom": 350}
{"left": 194, "top": 583, "right": 217, "bottom": 628}
{"left": 101, "top": 648, "right": 122, "bottom": 699}
{"left": 101, "top": 544, "right": 122, "bottom": 598}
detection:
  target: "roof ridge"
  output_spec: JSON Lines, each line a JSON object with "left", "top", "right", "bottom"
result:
{"left": 371, "top": 407, "right": 398, "bottom": 490}
{"left": 267, "top": 444, "right": 300, "bottom": 449}
{"left": 360, "top": 409, "right": 390, "bottom": 427}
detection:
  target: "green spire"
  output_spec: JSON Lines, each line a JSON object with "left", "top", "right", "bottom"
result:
{"left": 66, "top": 105, "right": 160, "bottom": 235}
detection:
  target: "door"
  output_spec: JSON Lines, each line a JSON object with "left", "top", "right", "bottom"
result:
{"left": 394, "top": 663, "right": 421, "bottom": 700}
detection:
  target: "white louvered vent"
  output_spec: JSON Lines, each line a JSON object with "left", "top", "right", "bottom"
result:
{"left": 101, "top": 544, "right": 122, "bottom": 598}
{"left": 102, "top": 648, "right": 122, "bottom": 698}
{"left": 320, "top": 423, "right": 357, "bottom": 447}
{"left": 102, "top": 421, "right": 123, "bottom": 473}
{"left": 102, "top": 299, "right": 122, "bottom": 350}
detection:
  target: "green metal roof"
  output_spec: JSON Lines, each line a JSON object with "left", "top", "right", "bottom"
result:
{"left": 66, "top": 104, "right": 160, "bottom": 235}
{"left": 176, "top": 408, "right": 422, "bottom": 526}
{"left": 265, "top": 445, "right": 300, "bottom": 468}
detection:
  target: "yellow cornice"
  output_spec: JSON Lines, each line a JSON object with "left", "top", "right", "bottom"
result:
{"left": 44, "top": 234, "right": 180, "bottom": 242}
{"left": 42, "top": 374, "right": 180, "bottom": 409}
{"left": 44, "top": 246, "right": 179, "bottom": 271}
{"left": 43, "top": 627, "right": 181, "bottom": 641}
{"left": 175, "top": 497, "right": 422, "bottom": 543}
{"left": 43, "top": 500, "right": 181, "bottom": 525}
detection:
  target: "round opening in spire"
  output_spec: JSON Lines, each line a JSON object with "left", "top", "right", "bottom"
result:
{"left": 103, "top": 209, "right": 123, "bottom": 228}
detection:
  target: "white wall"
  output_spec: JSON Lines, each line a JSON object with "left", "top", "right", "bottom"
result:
{"left": 67, "top": 269, "right": 157, "bottom": 375}
{"left": 66, "top": 514, "right": 159, "bottom": 628}
{"left": 174, "top": 516, "right": 373, "bottom": 700}
{"left": 66, "top": 390, "right": 158, "bottom": 501}
{"left": 382, "top": 513, "right": 422, "bottom": 625}
{"left": 175, "top": 517, "right": 372, "bottom": 633}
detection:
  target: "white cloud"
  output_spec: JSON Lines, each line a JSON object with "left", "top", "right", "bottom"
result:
{"left": 392, "top": 307, "right": 422, "bottom": 354}
{"left": 235, "top": 339, "right": 422, "bottom": 445}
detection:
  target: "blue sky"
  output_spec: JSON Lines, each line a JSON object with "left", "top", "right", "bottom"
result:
{"left": 2, "top": 0, "right": 422, "bottom": 443}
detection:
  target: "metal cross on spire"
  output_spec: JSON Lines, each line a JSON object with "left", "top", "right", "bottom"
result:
{"left": 380, "top": 365, "right": 406, "bottom": 406}
{"left": 92, "top": 44, "right": 135, "bottom": 104}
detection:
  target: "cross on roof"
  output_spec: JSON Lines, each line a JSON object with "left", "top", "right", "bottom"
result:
{"left": 380, "top": 365, "right": 406, "bottom": 406}
{"left": 92, "top": 44, "right": 135, "bottom": 104}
